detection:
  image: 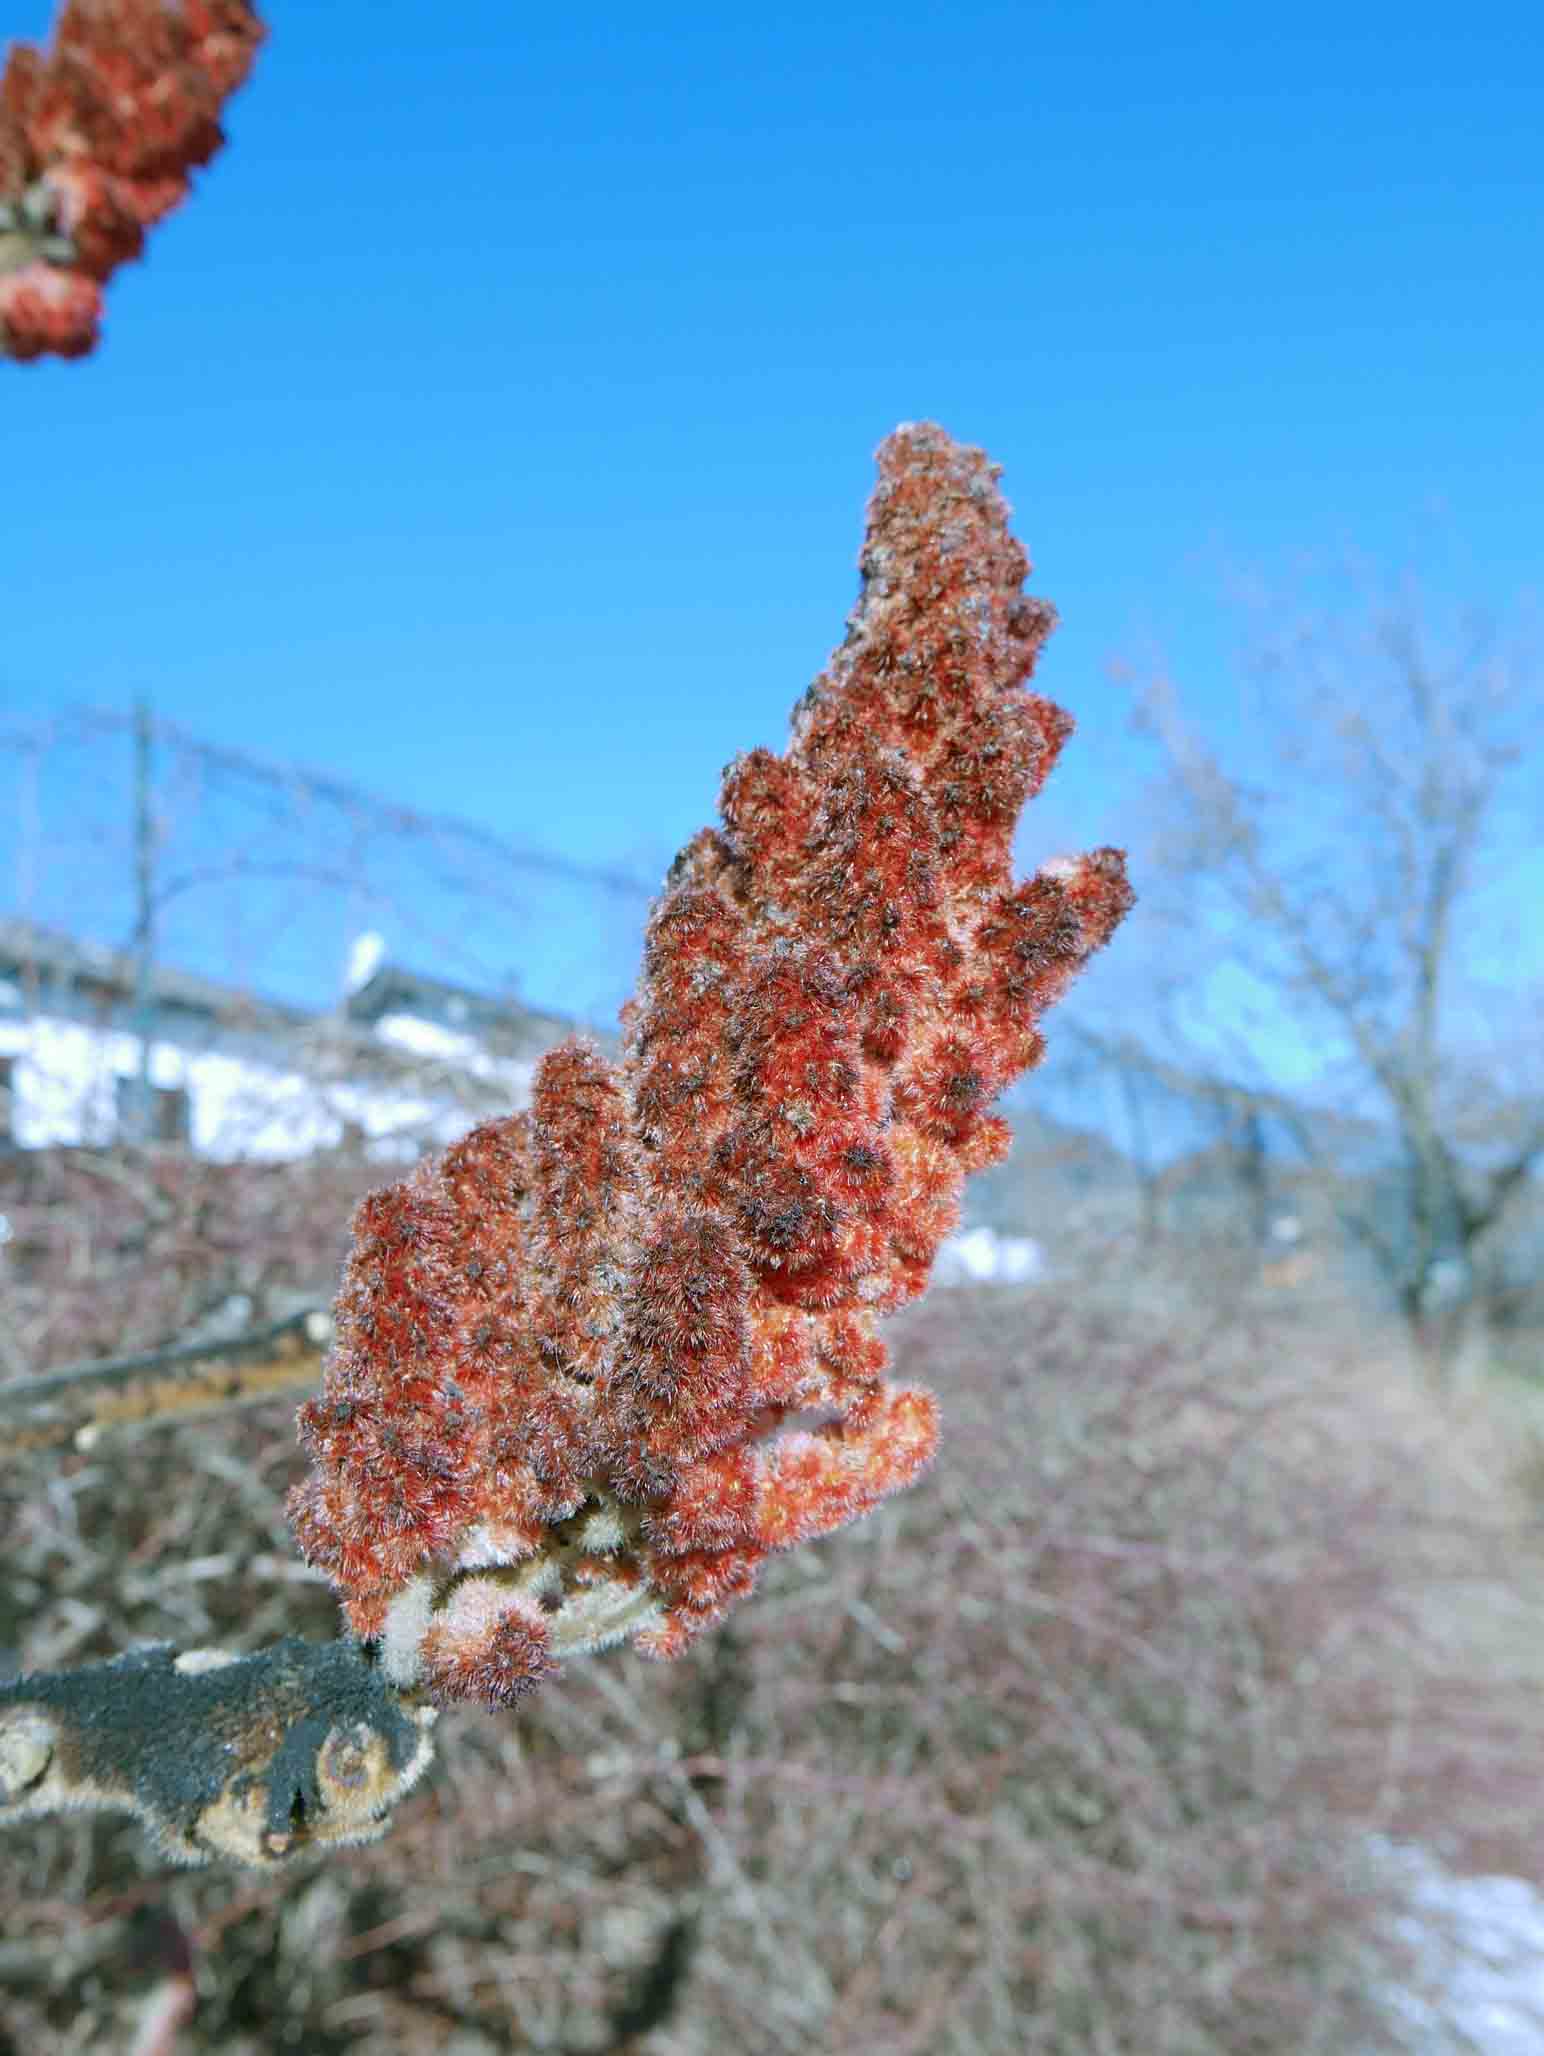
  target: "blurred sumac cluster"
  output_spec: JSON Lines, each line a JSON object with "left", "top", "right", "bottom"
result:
{"left": 0, "top": 0, "right": 264, "bottom": 361}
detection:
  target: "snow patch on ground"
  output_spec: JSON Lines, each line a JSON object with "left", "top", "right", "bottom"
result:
{"left": 1367, "top": 1837, "right": 1544, "bottom": 2053}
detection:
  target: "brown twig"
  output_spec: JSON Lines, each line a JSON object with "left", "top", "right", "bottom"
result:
{"left": 0, "top": 1307, "right": 331, "bottom": 1458}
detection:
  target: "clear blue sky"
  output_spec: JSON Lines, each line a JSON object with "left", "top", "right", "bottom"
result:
{"left": 3, "top": 0, "right": 1540, "bottom": 1045}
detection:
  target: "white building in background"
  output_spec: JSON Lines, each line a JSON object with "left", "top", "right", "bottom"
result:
{"left": 933, "top": 1224, "right": 1047, "bottom": 1288}
{"left": 0, "top": 919, "right": 579, "bottom": 1162}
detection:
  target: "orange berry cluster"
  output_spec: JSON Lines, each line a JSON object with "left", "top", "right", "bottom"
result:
{"left": 289, "top": 424, "right": 1133, "bottom": 1705}
{"left": 0, "top": 0, "right": 264, "bottom": 361}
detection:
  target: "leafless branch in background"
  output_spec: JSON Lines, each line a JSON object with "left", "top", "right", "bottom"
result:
{"left": 0, "top": 1306, "right": 330, "bottom": 1460}
{"left": 1110, "top": 564, "right": 1542, "bottom": 1387}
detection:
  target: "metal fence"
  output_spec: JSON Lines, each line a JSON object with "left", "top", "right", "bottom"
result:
{"left": 0, "top": 701, "right": 656, "bottom": 1030}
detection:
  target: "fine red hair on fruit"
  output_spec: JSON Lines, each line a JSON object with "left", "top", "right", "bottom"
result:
{"left": 289, "top": 423, "right": 1133, "bottom": 1703}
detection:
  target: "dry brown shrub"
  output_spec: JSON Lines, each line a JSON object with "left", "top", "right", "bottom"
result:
{"left": 0, "top": 1144, "right": 378, "bottom": 1374}
{"left": 2, "top": 1221, "right": 1542, "bottom": 2053}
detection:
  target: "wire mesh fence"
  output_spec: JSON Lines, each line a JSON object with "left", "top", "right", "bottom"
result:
{"left": 1, "top": 701, "right": 655, "bottom": 1026}
{"left": 0, "top": 701, "right": 657, "bottom": 1166}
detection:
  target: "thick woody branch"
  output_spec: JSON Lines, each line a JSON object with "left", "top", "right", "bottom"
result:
{"left": 0, "top": 1637, "right": 435, "bottom": 1868}
{"left": 1455, "top": 1121, "right": 1544, "bottom": 1245}
{"left": 0, "top": 1307, "right": 331, "bottom": 1459}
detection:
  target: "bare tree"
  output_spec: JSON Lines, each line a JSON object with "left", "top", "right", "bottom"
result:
{"left": 1110, "top": 559, "right": 1541, "bottom": 1386}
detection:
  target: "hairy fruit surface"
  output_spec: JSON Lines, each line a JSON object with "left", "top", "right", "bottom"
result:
{"left": 288, "top": 425, "right": 1133, "bottom": 1704}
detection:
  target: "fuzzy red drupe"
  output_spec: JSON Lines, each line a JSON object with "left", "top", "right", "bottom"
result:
{"left": 288, "top": 424, "right": 1133, "bottom": 1703}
